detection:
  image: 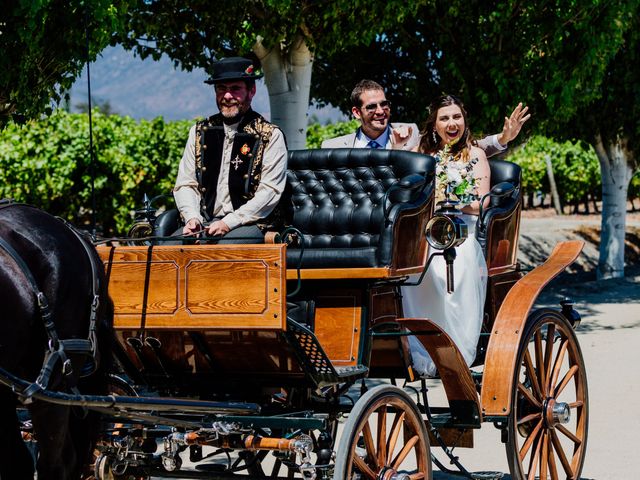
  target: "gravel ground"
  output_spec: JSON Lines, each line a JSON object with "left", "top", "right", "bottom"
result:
{"left": 518, "top": 209, "right": 640, "bottom": 278}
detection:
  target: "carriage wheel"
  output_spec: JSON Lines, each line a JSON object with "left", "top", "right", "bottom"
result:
{"left": 506, "top": 309, "right": 588, "bottom": 480}
{"left": 334, "top": 384, "right": 432, "bottom": 480}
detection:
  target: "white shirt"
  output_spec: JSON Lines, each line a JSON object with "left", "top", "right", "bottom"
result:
{"left": 489, "top": 133, "right": 508, "bottom": 152}
{"left": 173, "top": 119, "right": 288, "bottom": 230}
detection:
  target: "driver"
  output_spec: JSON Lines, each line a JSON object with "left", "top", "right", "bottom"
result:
{"left": 173, "top": 57, "right": 287, "bottom": 243}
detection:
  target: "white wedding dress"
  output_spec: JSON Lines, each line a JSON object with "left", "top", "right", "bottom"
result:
{"left": 402, "top": 213, "right": 487, "bottom": 377}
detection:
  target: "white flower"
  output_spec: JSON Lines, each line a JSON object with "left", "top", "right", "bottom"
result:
{"left": 447, "top": 168, "right": 463, "bottom": 186}
{"left": 451, "top": 160, "right": 466, "bottom": 170}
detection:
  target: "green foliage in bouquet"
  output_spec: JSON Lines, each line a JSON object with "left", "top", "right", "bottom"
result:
{"left": 0, "top": 110, "right": 191, "bottom": 234}
{"left": 434, "top": 144, "right": 479, "bottom": 206}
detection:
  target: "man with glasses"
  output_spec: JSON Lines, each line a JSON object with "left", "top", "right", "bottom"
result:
{"left": 173, "top": 57, "right": 287, "bottom": 243}
{"left": 322, "top": 79, "right": 529, "bottom": 154}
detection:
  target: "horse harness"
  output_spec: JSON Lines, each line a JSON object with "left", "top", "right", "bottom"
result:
{"left": 0, "top": 201, "right": 102, "bottom": 400}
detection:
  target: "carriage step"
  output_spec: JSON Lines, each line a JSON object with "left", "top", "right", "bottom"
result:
{"left": 428, "top": 410, "right": 482, "bottom": 430}
{"left": 286, "top": 319, "right": 368, "bottom": 386}
{"left": 335, "top": 365, "right": 368, "bottom": 378}
{"left": 470, "top": 472, "right": 504, "bottom": 480}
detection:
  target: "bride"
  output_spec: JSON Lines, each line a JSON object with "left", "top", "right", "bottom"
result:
{"left": 402, "top": 94, "right": 491, "bottom": 377}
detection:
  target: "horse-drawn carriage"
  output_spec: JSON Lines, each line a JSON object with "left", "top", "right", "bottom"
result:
{"left": 2, "top": 148, "right": 587, "bottom": 480}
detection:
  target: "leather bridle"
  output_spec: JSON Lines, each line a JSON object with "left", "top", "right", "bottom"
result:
{"left": 0, "top": 200, "right": 102, "bottom": 399}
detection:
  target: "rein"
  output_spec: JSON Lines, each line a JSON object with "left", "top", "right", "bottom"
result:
{"left": 0, "top": 202, "right": 102, "bottom": 400}
{"left": 92, "top": 229, "right": 264, "bottom": 246}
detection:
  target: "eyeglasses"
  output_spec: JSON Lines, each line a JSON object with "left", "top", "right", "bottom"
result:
{"left": 362, "top": 100, "right": 391, "bottom": 112}
{"left": 215, "top": 85, "right": 246, "bottom": 94}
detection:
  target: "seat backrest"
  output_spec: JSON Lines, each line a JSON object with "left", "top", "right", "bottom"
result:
{"left": 285, "top": 148, "right": 435, "bottom": 270}
{"left": 488, "top": 159, "right": 521, "bottom": 205}
{"left": 287, "top": 148, "right": 434, "bottom": 240}
{"left": 477, "top": 159, "right": 522, "bottom": 272}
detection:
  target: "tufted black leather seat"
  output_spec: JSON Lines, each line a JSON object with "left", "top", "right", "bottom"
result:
{"left": 476, "top": 159, "right": 522, "bottom": 266}
{"left": 285, "top": 149, "right": 435, "bottom": 269}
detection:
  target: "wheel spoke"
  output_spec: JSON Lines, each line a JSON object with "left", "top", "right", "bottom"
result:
{"left": 554, "top": 365, "right": 578, "bottom": 398}
{"left": 523, "top": 349, "right": 544, "bottom": 401}
{"left": 517, "top": 412, "right": 542, "bottom": 426}
{"left": 556, "top": 423, "right": 581, "bottom": 446}
{"left": 550, "top": 428, "right": 574, "bottom": 477}
{"left": 377, "top": 406, "right": 387, "bottom": 466}
{"left": 568, "top": 400, "right": 584, "bottom": 409}
{"left": 353, "top": 454, "right": 377, "bottom": 479}
{"left": 391, "top": 434, "right": 419, "bottom": 469}
{"left": 548, "top": 432, "right": 559, "bottom": 480}
{"left": 517, "top": 381, "right": 542, "bottom": 408}
{"left": 386, "top": 411, "right": 406, "bottom": 464}
{"left": 549, "top": 338, "right": 569, "bottom": 390}
{"left": 519, "top": 418, "right": 543, "bottom": 461}
{"left": 534, "top": 329, "right": 545, "bottom": 393}
{"left": 543, "top": 324, "right": 556, "bottom": 393}
{"left": 540, "top": 432, "right": 549, "bottom": 480}
{"left": 362, "top": 421, "right": 376, "bottom": 464}
{"left": 527, "top": 430, "right": 542, "bottom": 480}
{"left": 409, "top": 473, "right": 426, "bottom": 479}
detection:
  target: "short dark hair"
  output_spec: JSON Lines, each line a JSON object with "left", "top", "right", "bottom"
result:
{"left": 350, "top": 79, "right": 385, "bottom": 108}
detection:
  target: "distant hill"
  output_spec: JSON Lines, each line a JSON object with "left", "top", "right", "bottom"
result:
{"left": 69, "top": 46, "right": 344, "bottom": 124}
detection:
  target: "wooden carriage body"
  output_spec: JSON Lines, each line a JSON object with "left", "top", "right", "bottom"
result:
{"left": 91, "top": 148, "right": 587, "bottom": 480}
{"left": 98, "top": 150, "right": 530, "bottom": 396}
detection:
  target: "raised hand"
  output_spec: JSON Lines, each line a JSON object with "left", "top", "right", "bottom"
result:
{"left": 497, "top": 103, "right": 531, "bottom": 146}
{"left": 390, "top": 125, "right": 413, "bottom": 150}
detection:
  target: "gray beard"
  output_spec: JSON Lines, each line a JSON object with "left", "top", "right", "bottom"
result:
{"left": 221, "top": 112, "right": 243, "bottom": 125}
{"left": 220, "top": 103, "right": 249, "bottom": 124}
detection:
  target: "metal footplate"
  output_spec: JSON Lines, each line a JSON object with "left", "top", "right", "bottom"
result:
{"left": 470, "top": 472, "right": 504, "bottom": 480}
{"left": 285, "top": 319, "right": 368, "bottom": 387}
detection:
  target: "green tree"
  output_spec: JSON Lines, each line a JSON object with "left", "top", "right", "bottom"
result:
{"left": 313, "top": 0, "right": 639, "bottom": 279}
{"left": 574, "top": 15, "right": 640, "bottom": 279}
{"left": 0, "top": 0, "right": 130, "bottom": 126}
{"left": 306, "top": 119, "right": 359, "bottom": 149}
{"left": 0, "top": 110, "right": 190, "bottom": 233}
{"left": 509, "top": 135, "right": 601, "bottom": 211}
{"left": 120, "top": 0, "right": 428, "bottom": 149}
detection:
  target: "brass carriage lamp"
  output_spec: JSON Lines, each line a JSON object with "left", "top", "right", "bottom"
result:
{"left": 426, "top": 199, "right": 468, "bottom": 251}
{"left": 425, "top": 197, "right": 469, "bottom": 293}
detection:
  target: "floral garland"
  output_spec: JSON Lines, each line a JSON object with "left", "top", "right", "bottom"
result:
{"left": 434, "top": 143, "right": 479, "bottom": 206}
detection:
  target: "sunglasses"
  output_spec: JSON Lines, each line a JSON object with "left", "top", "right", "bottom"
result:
{"left": 215, "top": 84, "right": 246, "bottom": 94}
{"left": 362, "top": 100, "right": 391, "bottom": 112}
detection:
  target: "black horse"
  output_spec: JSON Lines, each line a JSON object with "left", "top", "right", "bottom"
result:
{"left": 0, "top": 203, "right": 113, "bottom": 479}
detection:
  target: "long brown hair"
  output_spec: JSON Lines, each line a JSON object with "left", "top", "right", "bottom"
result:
{"left": 419, "top": 95, "right": 473, "bottom": 156}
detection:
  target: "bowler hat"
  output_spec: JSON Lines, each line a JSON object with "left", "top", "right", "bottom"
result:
{"left": 204, "top": 57, "right": 264, "bottom": 84}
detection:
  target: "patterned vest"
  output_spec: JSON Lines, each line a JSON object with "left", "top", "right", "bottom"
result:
{"left": 194, "top": 110, "right": 287, "bottom": 230}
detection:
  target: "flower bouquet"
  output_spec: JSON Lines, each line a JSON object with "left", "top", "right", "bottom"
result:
{"left": 434, "top": 144, "right": 479, "bottom": 206}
